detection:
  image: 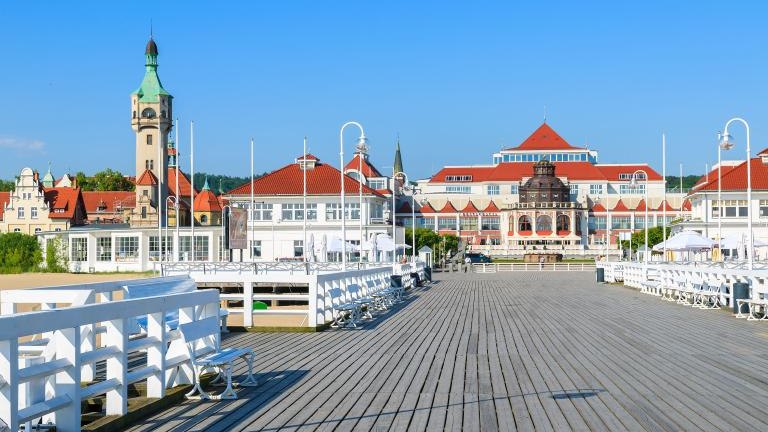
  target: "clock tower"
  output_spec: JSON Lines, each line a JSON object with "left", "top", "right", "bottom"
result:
{"left": 130, "top": 37, "right": 172, "bottom": 226}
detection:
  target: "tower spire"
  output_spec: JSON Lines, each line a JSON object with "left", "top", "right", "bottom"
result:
{"left": 393, "top": 135, "right": 403, "bottom": 175}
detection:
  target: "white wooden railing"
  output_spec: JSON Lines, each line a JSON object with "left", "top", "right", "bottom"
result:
{"left": 473, "top": 262, "right": 597, "bottom": 273}
{"left": 161, "top": 261, "right": 392, "bottom": 276}
{"left": 596, "top": 261, "right": 624, "bottom": 282}
{"left": 0, "top": 288, "right": 219, "bottom": 432}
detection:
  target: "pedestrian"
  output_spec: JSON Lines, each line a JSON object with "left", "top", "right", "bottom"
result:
{"left": 464, "top": 256, "right": 471, "bottom": 272}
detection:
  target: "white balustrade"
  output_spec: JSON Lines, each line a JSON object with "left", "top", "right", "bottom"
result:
{"left": 474, "top": 262, "right": 597, "bottom": 273}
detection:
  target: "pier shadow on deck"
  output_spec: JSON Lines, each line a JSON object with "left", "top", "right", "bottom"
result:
{"left": 127, "top": 272, "right": 768, "bottom": 432}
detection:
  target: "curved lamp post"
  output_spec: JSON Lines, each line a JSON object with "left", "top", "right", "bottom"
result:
{"left": 340, "top": 122, "right": 367, "bottom": 269}
{"left": 393, "top": 171, "right": 409, "bottom": 263}
{"left": 629, "top": 169, "right": 649, "bottom": 264}
{"left": 164, "top": 195, "right": 178, "bottom": 262}
{"left": 720, "top": 118, "right": 752, "bottom": 270}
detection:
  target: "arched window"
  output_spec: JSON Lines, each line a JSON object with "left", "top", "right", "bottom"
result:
{"left": 141, "top": 108, "right": 156, "bottom": 119}
{"left": 518, "top": 215, "right": 532, "bottom": 232}
{"left": 133, "top": 110, "right": 137, "bottom": 118}
{"left": 556, "top": 214, "right": 570, "bottom": 232}
{"left": 536, "top": 215, "right": 552, "bottom": 232}
{"left": 34, "top": 228, "right": 42, "bottom": 234}
{"left": 200, "top": 214, "right": 208, "bottom": 224}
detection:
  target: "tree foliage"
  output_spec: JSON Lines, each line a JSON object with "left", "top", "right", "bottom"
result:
{"left": 76, "top": 169, "right": 134, "bottom": 191}
{"left": 665, "top": 175, "right": 701, "bottom": 191}
{"left": 44, "top": 236, "right": 69, "bottom": 273}
{"left": 405, "top": 228, "right": 459, "bottom": 260}
{"left": 0, "top": 179, "right": 15, "bottom": 192}
{"left": 193, "top": 172, "right": 263, "bottom": 194}
{"left": 0, "top": 232, "right": 43, "bottom": 273}
{"left": 619, "top": 225, "right": 672, "bottom": 251}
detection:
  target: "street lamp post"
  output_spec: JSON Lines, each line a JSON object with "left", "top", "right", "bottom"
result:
{"left": 716, "top": 132, "right": 733, "bottom": 262}
{"left": 339, "top": 122, "right": 367, "bottom": 270}
{"left": 393, "top": 171, "right": 409, "bottom": 263}
{"left": 720, "top": 118, "right": 752, "bottom": 270}
{"left": 410, "top": 187, "right": 418, "bottom": 262}
{"left": 630, "top": 169, "right": 649, "bottom": 264}
{"left": 164, "top": 196, "right": 178, "bottom": 262}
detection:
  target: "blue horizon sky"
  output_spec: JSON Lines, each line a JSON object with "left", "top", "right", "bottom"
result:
{"left": 1, "top": 1, "right": 767, "bottom": 183}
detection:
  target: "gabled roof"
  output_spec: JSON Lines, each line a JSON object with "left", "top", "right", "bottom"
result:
{"left": 227, "top": 157, "right": 383, "bottom": 197}
{"left": 193, "top": 189, "right": 222, "bottom": 212}
{"left": 345, "top": 154, "right": 383, "bottom": 177}
{"left": 430, "top": 161, "right": 607, "bottom": 183}
{"left": 0, "top": 192, "right": 9, "bottom": 220}
{"left": 397, "top": 201, "right": 413, "bottom": 213}
{"left": 594, "top": 164, "right": 663, "bottom": 181}
{"left": 657, "top": 200, "right": 676, "bottom": 212}
{"left": 439, "top": 201, "right": 459, "bottom": 213}
{"left": 166, "top": 167, "right": 197, "bottom": 198}
{"left": 82, "top": 191, "right": 135, "bottom": 214}
{"left": 297, "top": 153, "right": 319, "bottom": 161}
{"left": 136, "top": 169, "right": 158, "bottom": 186}
{"left": 44, "top": 187, "right": 85, "bottom": 220}
{"left": 634, "top": 199, "right": 647, "bottom": 211}
{"left": 682, "top": 199, "right": 692, "bottom": 211}
{"left": 504, "top": 123, "right": 584, "bottom": 151}
{"left": 483, "top": 201, "right": 500, "bottom": 213}
{"left": 692, "top": 158, "right": 768, "bottom": 192}
{"left": 419, "top": 202, "right": 436, "bottom": 213}
{"left": 612, "top": 199, "right": 630, "bottom": 212}
{"left": 461, "top": 201, "right": 480, "bottom": 213}
{"left": 590, "top": 202, "right": 607, "bottom": 212}
{"left": 692, "top": 165, "right": 739, "bottom": 190}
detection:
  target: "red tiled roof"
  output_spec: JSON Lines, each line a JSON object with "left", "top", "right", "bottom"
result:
{"left": 504, "top": 123, "right": 584, "bottom": 151}
{"left": 461, "top": 201, "right": 480, "bottom": 213}
{"left": 167, "top": 167, "right": 197, "bottom": 198}
{"left": 44, "top": 187, "right": 84, "bottom": 219}
{"left": 758, "top": 148, "right": 768, "bottom": 156}
{"left": 657, "top": 200, "right": 676, "bottom": 211}
{"left": 692, "top": 165, "right": 740, "bottom": 189}
{"left": 397, "top": 201, "right": 413, "bottom": 213}
{"left": 634, "top": 199, "right": 647, "bottom": 211}
{"left": 82, "top": 191, "right": 135, "bottom": 214}
{"left": 193, "top": 189, "right": 222, "bottom": 212}
{"left": 136, "top": 169, "right": 158, "bottom": 186}
{"left": 693, "top": 158, "right": 768, "bottom": 192}
{"left": 0, "top": 192, "right": 9, "bottom": 220}
{"left": 590, "top": 202, "right": 607, "bottom": 212}
{"left": 227, "top": 158, "right": 383, "bottom": 197}
{"left": 612, "top": 199, "right": 629, "bottom": 212}
{"left": 483, "top": 201, "right": 500, "bottom": 212}
{"left": 419, "top": 202, "right": 436, "bottom": 213}
{"left": 297, "top": 153, "right": 319, "bottom": 161}
{"left": 682, "top": 199, "right": 692, "bottom": 211}
{"left": 345, "top": 154, "right": 383, "bottom": 177}
{"left": 430, "top": 161, "right": 608, "bottom": 183}
{"left": 594, "top": 165, "right": 663, "bottom": 181}
{"left": 439, "top": 201, "right": 459, "bottom": 213}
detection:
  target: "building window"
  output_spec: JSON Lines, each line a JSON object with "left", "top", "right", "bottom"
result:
{"left": 141, "top": 108, "right": 156, "bottom": 119}
{"left": 760, "top": 200, "right": 768, "bottom": 218}
{"left": 116, "top": 236, "right": 139, "bottom": 261}
{"left": 97, "top": 237, "right": 112, "bottom": 261}
{"left": 70, "top": 237, "right": 88, "bottom": 262}
{"left": 146, "top": 134, "right": 153, "bottom": 146}
{"left": 200, "top": 214, "right": 208, "bottom": 224}
{"left": 13, "top": 228, "right": 21, "bottom": 232}
{"left": 438, "top": 217, "right": 457, "bottom": 230}
{"left": 370, "top": 203, "right": 384, "bottom": 222}
{"left": 611, "top": 216, "right": 631, "bottom": 229}
{"left": 143, "top": 190, "right": 148, "bottom": 197}
{"left": 325, "top": 203, "right": 360, "bottom": 220}
{"left": 294, "top": 240, "right": 304, "bottom": 258}
{"left": 445, "top": 185, "right": 471, "bottom": 194}
{"left": 282, "top": 203, "right": 305, "bottom": 220}
{"left": 486, "top": 185, "right": 500, "bottom": 195}
{"left": 368, "top": 179, "right": 386, "bottom": 190}
{"left": 251, "top": 240, "right": 262, "bottom": 258}
{"left": 246, "top": 203, "right": 273, "bottom": 221}
{"left": 634, "top": 215, "right": 646, "bottom": 229}
{"left": 17, "top": 207, "right": 24, "bottom": 219}
{"left": 417, "top": 217, "right": 435, "bottom": 229}
{"left": 445, "top": 175, "right": 473, "bottom": 182}
{"left": 619, "top": 184, "right": 645, "bottom": 195}
{"left": 556, "top": 214, "right": 570, "bottom": 232}
{"left": 518, "top": 216, "right": 532, "bottom": 232}
{"left": 481, "top": 217, "right": 500, "bottom": 230}
{"left": 570, "top": 185, "right": 579, "bottom": 199}
{"left": 34, "top": 228, "right": 41, "bottom": 234}
{"left": 460, "top": 217, "right": 478, "bottom": 231}
{"left": 179, "top": 235, "right": 208, "bottom": 261}
{"left": 510, "top": 184, "right": 519, "bottom": 195}
{"left": 149, "top": 236, "right": 170, "bottom": 261}
{"left": 589, "top": 184, "right": 604, "bottom": 195}
{"left": 536, "top": 215, "right": 552, "bottom": 232}
{"left": 141, "top": 206, "right": 147, "bottom": 219}
{"left": 715, "top": 200, "right": 748, "bottom": 218}
{"left": 619, "top": 172, "right": 646, "bottom": 180}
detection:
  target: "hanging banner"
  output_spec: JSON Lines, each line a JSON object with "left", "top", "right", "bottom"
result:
{"left": 228, "top": 207, "right": 248, "bottom": 249}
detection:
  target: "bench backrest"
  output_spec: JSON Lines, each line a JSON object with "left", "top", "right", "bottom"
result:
{"left": 178, "top": 316, "right": 220, "bottom": 359}
{"left": 127, "top": 277, "right": 197, "bottom": 332}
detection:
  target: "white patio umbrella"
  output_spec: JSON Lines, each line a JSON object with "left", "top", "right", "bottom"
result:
{"left": 367, "top": 232, "right": 378, "bottom": 263}
{"left": 326, "top": 236, "right": 360, "bottom": 253}
{"left": 652, "top": 230, "right": 715, "bottom": 252}
{"left": 372, "top": 233, "right": 396, "bottom": 252}
{"left": 306, "top": 233, "right": 315, "bottom": 262}
{"left": 720, "top": 235, "right": 768, "bottom": 249}
{"left": 318, "top": 234, "right": 328, "bottom": 262}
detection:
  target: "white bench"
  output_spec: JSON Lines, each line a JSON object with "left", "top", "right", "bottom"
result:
{"left": 176, "top": 317, "right": 257, "bottom": 400}
{"left": 737, "top": 298, "right": 768, "bottom": 320}
{"left": 329, "top": 288, "right": 360, "bottom": 328}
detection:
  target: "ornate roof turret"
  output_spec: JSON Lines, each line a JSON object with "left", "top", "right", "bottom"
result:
{"left": 133, "top": 37, "right": 171, "bottom": 102}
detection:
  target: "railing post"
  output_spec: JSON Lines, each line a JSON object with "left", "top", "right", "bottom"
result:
{"left": 0, "top": 338, "right": 19, "bottom": 431}
{"left": 105, "top": 317, "right": 128, "bottom": 415}
{"left": 243, "top": 281, "right": 254, "bottom": 328}
{"left": 53, "top": 327, "right": 81, "bottom": 431}
{"left": 146, "top": 311, "right": 166, "bottom": 398}
{"left": 176, "top": 307, "right": 195, "bottom": 385}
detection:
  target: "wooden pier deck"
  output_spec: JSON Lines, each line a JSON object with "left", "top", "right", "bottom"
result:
{"left": 127, "top": 272, "right": 768, "bottom": 431}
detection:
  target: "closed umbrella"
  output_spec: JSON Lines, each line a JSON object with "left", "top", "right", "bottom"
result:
{"left": 318, "top": 234, "right": 327, "bottom": 262}
{"left": 306, "top": 233, "right": 315, "bottom": 262}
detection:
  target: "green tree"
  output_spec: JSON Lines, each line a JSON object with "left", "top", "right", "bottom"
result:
{"left": 0, "top": 179, "right": 15, "bottom": 191}
{"left": 665, "top": 175, "right": 701, "bottom": 191}
{"left": 0, "top": 232, "right": 43, "bottom": 273}
{"left": 404, "top": 229, "right": 458, "bottom": 262}
{"left": 44, "top": 236, "right": 69, "bottom": 272}
{"left": 619, "top": 225, "right": 671, "bottom": 252}
{"left": 77, "top": 169, "right": 134, "bottom": 191}
{"left": 193, "top": 172, "right": 260, "bottom": 193}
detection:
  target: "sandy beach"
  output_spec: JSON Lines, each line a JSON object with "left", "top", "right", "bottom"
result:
{"left": 0, "top": 272, "right": 152, "bottom": 290}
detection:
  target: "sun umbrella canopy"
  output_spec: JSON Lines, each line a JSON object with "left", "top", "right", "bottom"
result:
{"left": 653, "top": 230, "right": 715, "bottom": 252}
{"left": 719, "top": 235, "right": 768, "bottom": 249}
{"left": 325, "top": 235, "right": 360, "bottom": 253}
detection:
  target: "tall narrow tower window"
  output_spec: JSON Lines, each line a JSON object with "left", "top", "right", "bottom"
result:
{"left": 146, "top": 135, "right": 153, "bottom": 146}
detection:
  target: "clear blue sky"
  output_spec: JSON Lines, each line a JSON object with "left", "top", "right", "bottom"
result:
{"left": 1, "top": 1, "right": 767, "bottom": 182}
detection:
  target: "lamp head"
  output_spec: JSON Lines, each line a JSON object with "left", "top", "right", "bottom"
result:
{"left": 355, "top": 134, "right": 369, "bottom": 154}
{"left": 719, "top": 132, "right": 734, "bottom": 151}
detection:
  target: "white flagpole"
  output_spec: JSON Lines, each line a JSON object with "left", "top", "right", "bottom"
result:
{"left": 190, "top": 121, "right": 195, "bottom": 261}
{"left": 303, "top": 136, "right": 308, "bottom": 262}
{"left": 174, "top": 117, "right": 179, "bottom": 262}
{"left": 662, "top": 133, "right": 667, "bottom": 260}
{"left": 157, "top": 120, "right": 163, "bottom": 268}
{"left": 250, "top": 138, "right": 255, "bottom": 262}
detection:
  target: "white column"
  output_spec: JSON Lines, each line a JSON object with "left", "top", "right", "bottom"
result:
{"left": 105, "top": 317, "right": 128, "bottom": 415}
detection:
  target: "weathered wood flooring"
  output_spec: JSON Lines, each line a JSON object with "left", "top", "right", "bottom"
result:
{"left": 127, "top": 272, "right": 768, "bottom": 431}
